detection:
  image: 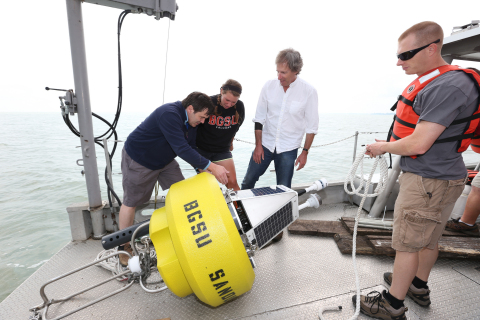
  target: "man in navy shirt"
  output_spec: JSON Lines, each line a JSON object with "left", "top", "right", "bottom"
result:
{"left": 118, "top": 92, "right": 228, "bottom": 263}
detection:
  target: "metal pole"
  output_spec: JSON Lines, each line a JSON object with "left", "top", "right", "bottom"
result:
{"left": 352, "top": 131, "right": 359, "bottom": 163}
{"left": 66, "top": 0, "right": 102, "bottom": 209}
{"left": 368, "top": 155, "right": 401, "bottom": 218}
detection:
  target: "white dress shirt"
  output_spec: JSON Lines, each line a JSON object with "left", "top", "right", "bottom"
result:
{"left": 253, "top": 77, "right": 319, "bottom": 153}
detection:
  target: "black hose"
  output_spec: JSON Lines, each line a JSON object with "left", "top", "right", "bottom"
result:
{"left": 60, "top": 10, "right": 131, "bottom": 210}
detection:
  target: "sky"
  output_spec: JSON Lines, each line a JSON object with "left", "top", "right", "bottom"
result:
{"left": 1, "top": 0, "right": 480, "bottom": 115}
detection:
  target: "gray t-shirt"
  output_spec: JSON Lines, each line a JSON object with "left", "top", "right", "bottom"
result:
{"left": 400, "top": 71, "right": 479, "bottom": 180}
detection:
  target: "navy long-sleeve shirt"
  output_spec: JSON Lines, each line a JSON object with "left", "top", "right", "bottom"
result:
{"left": 124, "top": 101, "right": 210, "bottom": 171}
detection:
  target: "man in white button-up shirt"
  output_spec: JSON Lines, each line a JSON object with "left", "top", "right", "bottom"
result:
{"left": 241, "top": 48, "right": 319, "bottom": 190}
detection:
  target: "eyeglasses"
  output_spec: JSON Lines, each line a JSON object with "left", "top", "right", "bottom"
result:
{"left": 397, "top": 39, "right": 440, "bottom": 61}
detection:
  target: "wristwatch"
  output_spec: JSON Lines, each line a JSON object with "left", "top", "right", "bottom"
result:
{"left": 303, "top": 148, "right": 309, "bottom": 153}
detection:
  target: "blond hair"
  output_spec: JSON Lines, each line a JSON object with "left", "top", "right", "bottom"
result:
{"left": 399, "top": 21, "right": 444, "bottom": 49}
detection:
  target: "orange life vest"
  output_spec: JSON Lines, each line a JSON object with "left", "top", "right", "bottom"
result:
{"left": 386, "top": 65, "right": 480, "bottom": 158}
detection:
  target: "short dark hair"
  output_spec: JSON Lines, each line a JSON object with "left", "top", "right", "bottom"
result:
{"left": 182, "top": 92, "right": 215, "bottom": 115}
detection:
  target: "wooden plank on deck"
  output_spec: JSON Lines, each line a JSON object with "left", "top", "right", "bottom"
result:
{"left": 288, "top": 219, "right": 349, "bottom": 237}
{"left": 340, "top": 217, "right": 392, "bottom": 236}
{"left": 366, "top": 235, "right": 480, "bottom": 260}
{"left": 340, "top": 217, "right": 471, "bottom": 237}
{"left": 333, "top": 234, "right": 381, "bottom": 256}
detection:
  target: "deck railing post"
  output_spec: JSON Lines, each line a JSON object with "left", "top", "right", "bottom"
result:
{"left": 66, "top": 0, "right": 103, "bottom": 209}
{"left": 352, "top": 131, "right": 359, "bottom": 163}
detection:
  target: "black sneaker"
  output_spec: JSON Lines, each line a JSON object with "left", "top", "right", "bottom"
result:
{"left": 445, "top": 218, "right": 479, "bottom": 236}
{"left": 384, "top": 272, "right": 431, "bottom": 307}
{"left": 352, "top": 290, "right": 407, "bottom": 320}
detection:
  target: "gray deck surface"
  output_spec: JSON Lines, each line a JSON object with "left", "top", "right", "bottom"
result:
{"left": 1, "top": 202, "right": 479, "bottom": 320}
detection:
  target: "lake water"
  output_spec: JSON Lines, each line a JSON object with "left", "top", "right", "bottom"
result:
{"left": 1, "top": 112, "right": 478, "bottom": 302}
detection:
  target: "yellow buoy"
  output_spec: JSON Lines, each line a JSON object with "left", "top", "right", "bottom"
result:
{"left": 149, "top": 173, "right": 255, "bottom": 307}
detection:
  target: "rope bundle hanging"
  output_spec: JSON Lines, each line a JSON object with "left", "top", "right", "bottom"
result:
{"left": 319, "top": 148, "right": 389, "bottom": 320}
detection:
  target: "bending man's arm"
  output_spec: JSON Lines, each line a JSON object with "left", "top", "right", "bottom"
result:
{"left": 206, "top": 162, "right": 229, "bottom": 185}
{"left": 160, "top": 112, "right": 229, "bottom": 185}
{"left": 295, "top": 133, "right": 315, "bottom": 171}
{"left": 367, "top": 120, "right": 446, "bottom": 157}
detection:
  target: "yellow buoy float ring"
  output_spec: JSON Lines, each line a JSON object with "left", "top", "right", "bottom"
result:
{"left": 150, "top": 173, "right": 255, "bottom": 307}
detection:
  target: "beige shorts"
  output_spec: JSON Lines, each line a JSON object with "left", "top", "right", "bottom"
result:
{"left": 121, "top": 148, "right": 184, "bottom": 207}
{"left": 392, "top": 172, "right": 466, "bottom": 252}
{"left": 472, "top": 172, "right": 480, "bottom": 188}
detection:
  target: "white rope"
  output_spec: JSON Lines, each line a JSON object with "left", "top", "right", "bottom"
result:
{"left": 234, "top": 134, "right": 356, "bottom": 148}
{"left": 319, "top": 147, "right": 389, "bottom": 320}
{"left": 234, "top": 132, "right": 388, "bottom": 149}
{"left": 162, "top": 19, "right": 171, "bottom": 105}
{"left": 94, "top": 248, "right": 128, "bottom": 281}
{"left": 94, "top": 239, "right": 158, "bottom": 282}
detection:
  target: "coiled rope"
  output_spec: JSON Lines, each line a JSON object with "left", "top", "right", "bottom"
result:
{"left": 319, "top": 147, "right": 389, "bottom": 320}
{"left": 94, "top": 239, "right": 158, "bottom": 282}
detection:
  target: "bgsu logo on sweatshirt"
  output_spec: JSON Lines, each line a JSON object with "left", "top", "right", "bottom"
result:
{"left": 208, "top": 115, "right": 238, "bottom": 128}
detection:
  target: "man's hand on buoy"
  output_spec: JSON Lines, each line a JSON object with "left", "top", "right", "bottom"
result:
{"left": 207, "top": 163, "right": 229, "bottom": 185}
{"left": 366, "top": 139, "right": 387, "bottom": 158}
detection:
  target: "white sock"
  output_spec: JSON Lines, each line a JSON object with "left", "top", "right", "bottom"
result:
{"left": 459, "top": 219, "right": 474, "bottom": 227}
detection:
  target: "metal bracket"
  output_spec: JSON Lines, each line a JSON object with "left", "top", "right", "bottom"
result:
{"left": 83, "top": 0, "right": 178, "bottom": 20}
{"left": 154, "top": 0, "right": 177, "bottom": 20}
{"left": 46, "top": 87, "right": 77, "bottom": 116}
{"left": 29, "top": 251, "right": 134, "bottom": 320}
{"left": 60, "top": 90, "right": 77, "bottom": 116}
{"left": 452, "top": 20, "right": 480, "bottom": 33}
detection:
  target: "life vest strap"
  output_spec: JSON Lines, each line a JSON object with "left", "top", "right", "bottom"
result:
{"left": 398, "top": 95, "right": 414, "bottom": 107}
{"left": 450, "top": 112, "right": 480, "bottom": 125}
{"left": 435, "top": 132, "right": 475, "bottom": 144}
{"left": 391, "top": 131, "right": 401, "bottom": 141}
{"left": 395, "top": 116, "right": 417, "bottom": 129}
{"left": 390, "top": 101, "right": 398, "bottom": 112}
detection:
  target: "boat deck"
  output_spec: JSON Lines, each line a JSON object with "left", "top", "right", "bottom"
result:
{"left": 1, "top": 202, "right": 479, "bottom": 320}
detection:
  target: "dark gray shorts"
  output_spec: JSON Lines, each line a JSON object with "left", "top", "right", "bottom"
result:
{"left": 196, "top": 148, "right": 232, "bottom": 162}
{"left": 121, "top": 148, "right": 184, "bottom": 207}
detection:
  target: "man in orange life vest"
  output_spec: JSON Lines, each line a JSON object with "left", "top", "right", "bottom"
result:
{"left": 355, "top": 22, "right": 480, "bottom": 319}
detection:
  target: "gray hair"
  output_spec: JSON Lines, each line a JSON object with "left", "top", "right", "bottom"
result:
{"left": 275, "top": 48, "right": 303, "bottom": 74}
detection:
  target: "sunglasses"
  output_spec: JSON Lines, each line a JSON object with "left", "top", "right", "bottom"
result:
{"left": 397, "top": 39, "right": 440, "bottom": 61}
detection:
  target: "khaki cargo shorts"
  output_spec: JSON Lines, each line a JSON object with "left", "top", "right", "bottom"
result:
{"left": 121, "top": 148, "right": 184, "bottom": 207}
{"left": 392, "top": 171, "right": 466, "bottom": 252}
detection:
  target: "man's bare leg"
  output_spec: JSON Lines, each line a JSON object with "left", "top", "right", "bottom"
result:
{"left": 117, "top": 204, "right": 136, "bottom": 264}
{"left": 389, "top": 251, "right": 419, "bottom": 299}
{"left": 416, "top": 245, "right": 438, "bottom": 281}
{"left": 461, "top": 186, "right": 480, "bottom": 225}
{"left": 119, "top": 204, "right": 136, "bottom": 230}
